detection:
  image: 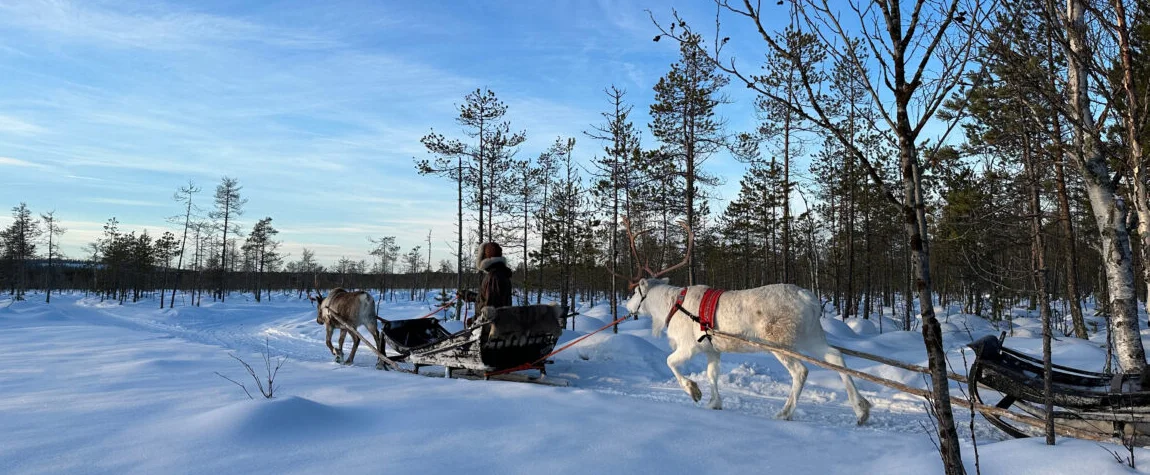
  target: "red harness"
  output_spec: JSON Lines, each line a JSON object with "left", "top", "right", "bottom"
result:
{"left": 664, "top": 287, "right": 726, "bottom": 332}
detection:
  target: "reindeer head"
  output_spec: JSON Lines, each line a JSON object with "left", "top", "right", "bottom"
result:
{"left": 612, "top": 218, "right": 693, "bottom": 317}
{"left": 308, "top": 290, "right": 327, "bottom": 324}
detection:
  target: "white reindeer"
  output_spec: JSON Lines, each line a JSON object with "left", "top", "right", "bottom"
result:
{"left": 618, "top": 220, "right": 870, "bottom": 424}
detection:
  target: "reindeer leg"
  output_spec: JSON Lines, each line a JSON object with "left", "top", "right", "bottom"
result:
{"left": 336, "top": 328, "right": 348, "bottom": 363}
{"left": 773, "top": 354, "right": 808, "bottom": 420}
{"left": 705, "top": 350, "right": 723, "bottom": 410}
{"left": 342, "top": 324, "right": 361, "bottom": 365}
{"left": 345, "top": 332, "right": 360, "bottom": 366}
{"left": 820, "top": 345, "right": 871, "bottom": 425}
{"left": 325, "top": 325, "right": 341, "bottom": 363}
{"left": 667, "top": 346, "right": 702, "bottom": 402}
{"left": 366, "top": 325, "right": 385, "bottom": 370}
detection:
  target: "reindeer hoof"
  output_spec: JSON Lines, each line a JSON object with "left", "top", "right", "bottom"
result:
{"left": 343, "top": 359, "right": 355, "bottom": 366}
{"left": 375, "top": 362, "right": 385, "bottom": 370}
{"left": 686, "top": 381, "right": 702, "bottom": 402}
{"left": 707, "top": 400, "right": 723, "bottom": 410}
{"left": 855, "top": 399, "right": 872, "bottom": 425}
{"left": 333, "top": 355, "right": 343, "bottom": 364}
{"left": 775, "top": 409, "right": 794, "bottom": 420}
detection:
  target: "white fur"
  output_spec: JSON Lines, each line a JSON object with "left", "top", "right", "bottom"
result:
{"left": 627, "top": 279, "right": 871, "bottom": 424}
{"left": 477, "top": 256, "right": 507, "bottom": 272}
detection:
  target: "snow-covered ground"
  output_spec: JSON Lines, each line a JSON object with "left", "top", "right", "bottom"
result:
{"left": 1, "top": 291, "right": 1146, "bottom": 474}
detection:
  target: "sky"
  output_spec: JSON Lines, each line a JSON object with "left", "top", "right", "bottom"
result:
{"left": 0, "top": 0, "right": 808, "bottom": 267}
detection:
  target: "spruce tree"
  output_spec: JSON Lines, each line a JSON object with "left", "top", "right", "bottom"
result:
{"left": 1, "top": 203, "right": 42, "bottom": 300}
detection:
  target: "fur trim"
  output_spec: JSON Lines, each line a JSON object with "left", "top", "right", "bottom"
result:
{"left": 475, "top": 242, "right": 503, "bottom": 268}
{"left": 478, "top": 256, "right": 507, "bottom": 272}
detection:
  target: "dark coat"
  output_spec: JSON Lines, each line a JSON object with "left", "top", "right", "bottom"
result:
{"left": 477, "top": 257, "right": 514, "bottom": 314}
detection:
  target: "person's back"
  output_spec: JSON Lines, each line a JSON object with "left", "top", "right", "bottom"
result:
{"left": 476, "top": 242, "right": 513, "bottom": 316}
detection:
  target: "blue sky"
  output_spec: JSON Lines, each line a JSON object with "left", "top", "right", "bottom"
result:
{"left": 0, "top": 0, "right": 803, "bottom": 267}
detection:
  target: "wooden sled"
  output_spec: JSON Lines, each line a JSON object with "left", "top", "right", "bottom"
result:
{"left": 968, "top": 335, "right": 1150, "bottom": 445}
{"left": 380, "top": 304, "right": 567, "bottom": 385}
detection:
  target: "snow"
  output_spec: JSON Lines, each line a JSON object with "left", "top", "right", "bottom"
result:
{"left": 1, "top": 292, "right": 1148, "bottom": 474}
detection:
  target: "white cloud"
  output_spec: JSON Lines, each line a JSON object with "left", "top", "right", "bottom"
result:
{"left": 0, "top": 115, "right": 46, "bottom": 136}
{"left": 84, "top": 198, "right": 165, "bottom": 208}
{"left": 0, "top": 0, "right": 336, "bottom": 51}
{"left": 0, "top": 156, "right": 49, "bottom": 169}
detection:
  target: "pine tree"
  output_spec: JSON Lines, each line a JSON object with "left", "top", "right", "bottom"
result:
{"left": 507, "top": 158, "right": 542, "bottom": 305}
{"left": 168, "top": 181, "right": 201, "bottom": 308}
{"left": 419, "top": 88, "right": 526, "bottom": 297}
{"left": 587, "top": 85, "right": 640, "bottom": 329}
{"left": 753, "top": 28, "right": 821, "bottom": 284}
{"left": 154, "top": 231, "right": 180, "bottom": 308}
{"left": 210, "top": 177, "right": 246, "bottom": 302}
{"left": 532, "top": 138, "right": 564, "bottom": 303}
{"left": 538, "top": 137, "right": 585, "bottom": 310}
{"left": 368, "top": 236, "right": 400, "bottom": 302}
{"left": 649, "top": 32, "right": 729, "bottom": 285}
{"left": 40, "top": 210, "right": 65, "bottom": 303}
{"left": 244, "top": 217, "right": 280, "bottom": 302}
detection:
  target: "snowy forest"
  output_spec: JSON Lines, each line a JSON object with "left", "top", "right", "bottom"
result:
{"left": 2, "top": 0, "right": 1150, "bottom": 474}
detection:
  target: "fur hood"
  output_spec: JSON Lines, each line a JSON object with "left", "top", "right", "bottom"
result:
{"left": 477, "top": 256, "right": 507, "bottom": 272}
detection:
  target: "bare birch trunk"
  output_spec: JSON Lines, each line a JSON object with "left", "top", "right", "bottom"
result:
{"left": 1065, "top": 0, "right": 1146, "bottom": 371}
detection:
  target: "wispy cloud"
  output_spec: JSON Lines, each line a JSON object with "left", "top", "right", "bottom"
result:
{"left": 84, "top": 198, "right": 165, "bottom": 208}
{"left": 0, "top": 0, "right": 336, "bottom": 51}
{"left": 0, "top": 156, "right": 49, "bottom": 169}
{"left": 0, "top": 115, "right": 45, "bottom": 136}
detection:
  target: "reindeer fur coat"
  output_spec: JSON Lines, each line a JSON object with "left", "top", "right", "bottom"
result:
{"left": 476, "top": 252, "right": 513, "bottom": 315}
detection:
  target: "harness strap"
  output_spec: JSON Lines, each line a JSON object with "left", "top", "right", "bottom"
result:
{"left": 663, "top": 288, "right": 688, "bottom": 328}
{"left": 664, "top": 287, "right": 726, "bottom": 343}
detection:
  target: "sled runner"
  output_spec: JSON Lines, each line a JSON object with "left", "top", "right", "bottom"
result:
{"left": 967, "top": 335, "right": 1150, "bottom": 444}
{"left": 380, "top": 304, "right": 566, "bottom": 382}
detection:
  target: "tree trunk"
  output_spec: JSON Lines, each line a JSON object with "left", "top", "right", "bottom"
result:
{"left": 899, "top": 126, "right": 964, "bottom": 472}
{"left": 1066, "top": 0, "right": 1146, "bottom": 372}
{"left": 45, "top": 227, "right": 53, "bottom": 304}
{"left": 1049, "top": 116, "right": 1088, "bottom": 338}
{"left": 782, "top": 89, "right": 793, "bottom": 283}
{"left": 1113, "top": 0, "right": 1150, "bottom": 327}
{"left": 1023, "top": 127, "right": 1057, "bottom": 445}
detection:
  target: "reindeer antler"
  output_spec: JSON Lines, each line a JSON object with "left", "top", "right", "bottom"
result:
{"left": 647, "top": 220, "right": 694, "bottom": 279}
{"left": 609, "top": 218, "right": 693, "bottom": 290}
{"left": 608, "top": 218, "right": 652, "bottom": 290}
{"left": 313, "top": 275, "right": 325, "bottom": 298}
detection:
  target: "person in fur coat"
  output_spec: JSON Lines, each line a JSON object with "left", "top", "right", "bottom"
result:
{"left": 475, "top": 242, "right": 513, "bottom": 317}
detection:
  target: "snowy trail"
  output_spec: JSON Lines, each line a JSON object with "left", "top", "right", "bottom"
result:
{"left": 26, "top": 293, "right": 1019, "bottom": 441}
{"left": 1, "top": 292, "right": 1145, "bottom": 474}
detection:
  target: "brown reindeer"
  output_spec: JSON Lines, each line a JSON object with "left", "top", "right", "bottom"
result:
{"left": 309, "top": 288, "right": 384, "bottom": 369}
